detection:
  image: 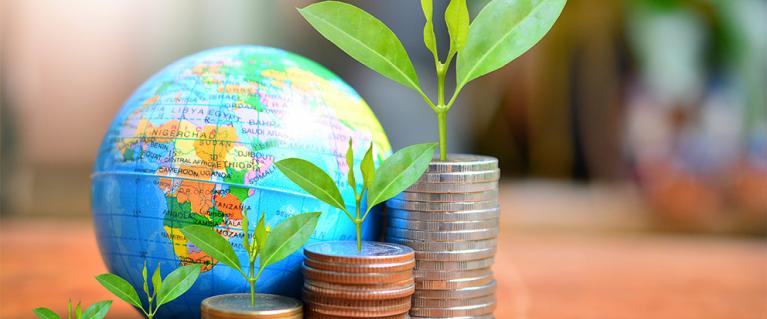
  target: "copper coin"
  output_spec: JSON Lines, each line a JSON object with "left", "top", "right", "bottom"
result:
{"left": 303, "top": 290, "right": 411, "bottom": 308}
{"left": 304, "top": 278, "right": 415, "bottom": 291}
{"left": 303, "top": 264, "right": 413, "bottom": 284}
{"left": 201, "top": 293, "right": 302, "bottom": 319}
{"left": 304, "top": 241, "right": 414, "bottom": 265}
{"left": 303, "top": 282, "right": 415, "bottom": 300}
{"left": 306, "top": 312, "right": 410, "bottom": 319}
{"left": 304, "top": 300, "right": 411, "bottom": 317}
{"left": 304, "top": 257, "right": 414, "bottom": 273}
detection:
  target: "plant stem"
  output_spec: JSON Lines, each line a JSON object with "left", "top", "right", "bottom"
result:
{"left": 355, "top": 196, "right": 362, "bottom": 251}
{"left": 248, "top": 259, "right": 256, "bottom": 306}
{"left": 437, "top": 111, "right": 447, "bottom": 160}
{"left": 355, "top": 222, "right": 362, "bottom": 251}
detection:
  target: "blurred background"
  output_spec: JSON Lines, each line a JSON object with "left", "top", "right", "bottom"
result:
{"left": 0, "top": 0, "right": 765, "bottom": 318}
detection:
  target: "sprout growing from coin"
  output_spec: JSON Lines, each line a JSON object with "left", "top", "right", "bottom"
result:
{"left": 96, "top": 262, "right": 201, "bottom": 319}
{"left": 33, "top": 300, "right": 112, "bottom": 319}
{"left": 181, "top": 211, "right": 321, "bottom": 306}
{"left": 299, "top": 0, "right": 566, "bottom": 160}
{"left": 275, "top": 139, "right": 437, "bottom": 251}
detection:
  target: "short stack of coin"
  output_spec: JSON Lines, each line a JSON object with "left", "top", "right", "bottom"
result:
{"left": 302, "top": 241, "right": 416, "bottom": 319}
{"left": 385, "top": 155, "right": 499, "bottom": 318}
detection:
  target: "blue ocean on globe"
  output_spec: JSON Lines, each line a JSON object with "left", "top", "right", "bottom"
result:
{"left": 91, "top": 46, "right": 392, "bottom": 318}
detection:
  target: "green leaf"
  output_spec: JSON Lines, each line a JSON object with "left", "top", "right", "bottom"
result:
{"left": 254, "top": 212, "right": 267, "bottom": 254}
{"left": 82, "top": 301, "right": 111, "bottom": 319}
{"left": 180, "top": 225, "right": 242, "bottom": 272}
{"left": 421, "top": 0, "right": 438, "bottom": 58}
{"left": 33, "top": 308, "right": 61, "bottom": 319}
{"left": 67, "top": 300, "right": 72, "bottom": 319}
{"left": 298, "top": 1, "right": 421, "bottom": 90}
{"left": 241, "top": 209, "right": 250, "bottom": 254}
{"left": 95, "top": 273, "right": 143, "bottom": 309}
{"left": 367, "top": 143, "right": 437, "bottom": 210}
{"left": 155, "top": 264, "right": 201, "bottom": 307}
{"left": 360, "top": 143, "right": 375, "bottom": 190}
{"left": 141, "top": 262, "right": 149, "bottom": 298}
{"left": 345, "top": 138, "right": 356, "bottom": 193}
{"left": 275, "top": 158, "right": 346, "bottom": 212}
{"left": 74, "top": 302, "right": 81, "bottom": 319}
{"left": 261, "top": 212, "right": 321, "bottom": 268}
{"left": 456, "top": 0, "right": 566, "bottom": 89}
{"left": 151, "top": 264, "right": 162, "bottom": 297}
{"left": 445, "top": 0, "right": 470, "bottom": 54}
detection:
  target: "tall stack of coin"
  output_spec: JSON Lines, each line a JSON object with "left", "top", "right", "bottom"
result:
{"left": 302, "top": 241, "right": 416, "bottom": 319}
{"left": 385, "top": 155, "right": 499, "bottom": 318}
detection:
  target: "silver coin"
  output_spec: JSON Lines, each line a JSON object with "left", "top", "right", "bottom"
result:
{"left": 414, "top": 280, "right": 496, "bottom": 300}
{"left": 416, "top": 258, "right": 495, "bottom": 271}
{"left": 415, "top": 272, "right": 494, "bottom": 290}
{"left": 406, "top": 181, "right": 498, "bottom": 194}
{"left": 410, "top": 300, "right": 496, "bottom": 317}
{"left": 426, "top": 154, "right": 498, "bottom": 173}
{"left": 387, "top": 218, "right": 499, "bottom": 232}
{"left": 386, "top": 199, "right": 498, "bottom": 212}
{"left": 412, "top": 294, "right": 496, "bottom": 308}
{"left": 412, "top": 247, "right": 497, "bottom": 262}
{"left": 393, "top": 189, "right": 498, "bottom": 203}
{"left": 387, "top": 207, "right": 500, "bottom": 222}
{"left": 413, "top": 267, "right": 492, "bottom": 280}
{"left": 386, "top": 238, "right": 496, "bottom": 251}
{"left": 386, "top": 227, "right": 499, "bottom": 242}
{"left": 417, "top": 169, "right": 500, "bottom": 184}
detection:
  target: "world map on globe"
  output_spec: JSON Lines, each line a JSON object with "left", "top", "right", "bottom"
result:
{"left": 91, "top": 46, "right": 391, "bottom": 318}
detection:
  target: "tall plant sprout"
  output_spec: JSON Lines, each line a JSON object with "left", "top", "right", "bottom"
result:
{"left": 299, "top": 0, "right": 567, "bottom": 160}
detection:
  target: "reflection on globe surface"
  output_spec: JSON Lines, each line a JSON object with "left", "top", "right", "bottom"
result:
{"left": 91, "top": 46, "right": 391, "bottom": 318}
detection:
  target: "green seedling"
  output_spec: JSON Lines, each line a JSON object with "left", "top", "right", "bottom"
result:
{"left": 33, "top": 300, "right": 111, "bottom": 319}
{"left": 275, "top": 139, "right": 436, "bottom": 251}
{"left": 181, "top": 211, "right": 321, "bottom": 306}
{"left": 298, "top": 0, "right": 566, "bottom": 160}
{"left": 96, "top": 262, "right": 201, "bottom": 319}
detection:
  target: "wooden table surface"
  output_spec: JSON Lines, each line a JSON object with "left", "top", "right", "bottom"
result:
{"left": 1, "top": 219, "right": 765, "bottom": 319}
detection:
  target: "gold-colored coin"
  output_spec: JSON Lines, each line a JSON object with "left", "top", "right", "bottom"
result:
{"left": 303, "top": 264, "right": 413, "bottom": 284}
{"left": 201, "top": 293, "right": 302, "bottom": 319}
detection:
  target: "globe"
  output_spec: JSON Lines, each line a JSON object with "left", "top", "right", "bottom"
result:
{"left": 91, "top": 46, "right": 391, "bottom": 318}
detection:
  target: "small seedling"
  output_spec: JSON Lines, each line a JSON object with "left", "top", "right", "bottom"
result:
{"left": 181, "top": 211, "right": 321, "bottom": 306}
{"left": 299, "top": 0, "right": 566, "bottom": 159}
{"left": 33, "top": 300, "right": 111, "bottom": 319}
{"left": 96, "top": 262, "right": 201, "bottom": 319}
{"left": 275, "top": 139, "right": 436, "bottom": 251}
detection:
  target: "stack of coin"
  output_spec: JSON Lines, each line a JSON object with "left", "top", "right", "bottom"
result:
{"left": 302, "top": 241, "right": 416, "bottom": 319}
{"left": 385, "top": 154, "right": 499, "bottom": 318}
